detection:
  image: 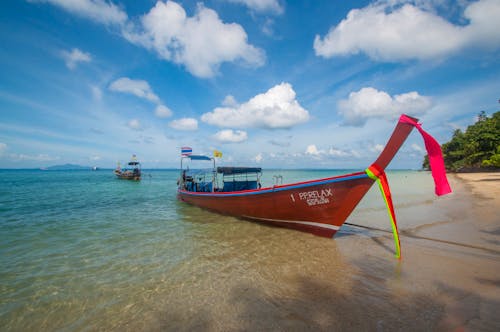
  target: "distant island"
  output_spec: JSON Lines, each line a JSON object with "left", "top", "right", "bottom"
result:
{"left": 44, "top": 164, "right": 96, "bottom": 171}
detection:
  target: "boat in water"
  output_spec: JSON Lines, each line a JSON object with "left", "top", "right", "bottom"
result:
{"left": 177, "top": 115, "right": 452, "bottom": 257}
{"left": 114, "top": 155, "right": 141, "bottom": 180}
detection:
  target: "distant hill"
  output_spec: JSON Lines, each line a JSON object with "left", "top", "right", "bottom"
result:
{"left": 45, "top": 164, "right": 91, "bottom": 170}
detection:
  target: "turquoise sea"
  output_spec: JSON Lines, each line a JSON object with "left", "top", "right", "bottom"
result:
{"left": 1, "top": 169, "right": 461, "bottom": 331}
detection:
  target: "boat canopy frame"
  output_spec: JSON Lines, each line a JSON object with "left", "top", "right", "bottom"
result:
{"left": 179, "top": 156, "right": 263, "bottom": 192}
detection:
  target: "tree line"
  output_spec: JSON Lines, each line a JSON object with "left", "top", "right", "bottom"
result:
{"left": 423, "top": 110, "right": 500, "bottom": 172}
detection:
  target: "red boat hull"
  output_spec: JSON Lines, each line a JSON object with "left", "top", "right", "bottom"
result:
{"left": 177, "top": 116, "right": 418, "bottom": 238}
{"left": 178, "top": 172, "right": 375, "bottom": 237}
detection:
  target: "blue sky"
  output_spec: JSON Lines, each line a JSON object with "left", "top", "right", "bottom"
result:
{"left": 0, "top": 0, "right": 499, "bottom": 169}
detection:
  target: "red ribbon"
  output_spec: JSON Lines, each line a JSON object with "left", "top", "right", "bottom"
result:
{"left": 399, "top": 115, "right": 452, "bottom": 196}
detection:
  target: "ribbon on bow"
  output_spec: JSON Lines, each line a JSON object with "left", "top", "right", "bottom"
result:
{"left": 399, "top": 115, "right": 452, "bottom": 196}
{"left": 365, "top": 115, "right": 452, "bottom": 258}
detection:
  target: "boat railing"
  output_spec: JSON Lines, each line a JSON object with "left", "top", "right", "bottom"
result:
{"left": 180, "top": 168, "right": 217, "bottom": 192}
{"left": 273, "top": 175, "right": 283, "bottom": 186}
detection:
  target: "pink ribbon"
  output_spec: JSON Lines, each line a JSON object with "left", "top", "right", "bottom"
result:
{"left": 399, "top": 114, "right": 452, "bottom": 196}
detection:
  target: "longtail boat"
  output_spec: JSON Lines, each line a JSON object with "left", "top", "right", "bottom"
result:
{"left": 177, "top": 115, "right": 452, "bottom": 258}
{"left": 114, "top": 155, "right": 141, "bottom": 180}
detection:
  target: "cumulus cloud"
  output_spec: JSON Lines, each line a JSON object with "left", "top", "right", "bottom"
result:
{"left": 225, "top": 0, "right": 284, "bottom": 14}
{"left": 36, "top": 0, "right": 127, "bottom": 26}
{"left": 127, "top": 119, "right": 142, "bottom": 131}
{"left": 314, "top": 0, "right": 500, "bottom": 61}
{"left": 201, "top": 82, "right": 310, "bottom": 129}
{"left": 129, "top": 1, "right": 265, "bottom": 77}
{"left": 305, "top": 144, "right": 322, "bottom": 156}
{"left": 109, "top": 77, "right": 160, "bottom": 103}
{"left": 306, "top": 144, "right": 354, "bottom": 158}
{"left": 169, "top": 118, "right": 198, "bottom": 131}
{"left": 254, "top": 152, "right": 263, "bottom": 163}
{"left": 61, "top": 48, "right": 91, "bottom": 69}
{"left": 222, "top": 95, "right": 238, "bottom": 107}
{"left": 338, "top": 87, "right": 431, "bottom": 126}
{"left": 37, "top": 1, "right": 264, "bottom": 78}
{"left": 328, "top": 147, "right": 349, "bottom": 157}
{"left": 213, "top": 129, "right": 248, "bottom": 143}
{"left": 155, "top": 104, "right": 173, "bottom": 118}
{"left": 370, "top": 144, "right": 384, "bottom": 153}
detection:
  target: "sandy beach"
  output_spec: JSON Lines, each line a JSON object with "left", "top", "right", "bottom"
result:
{"left": 334, "top": 172, "right": 500, "bottom": 331}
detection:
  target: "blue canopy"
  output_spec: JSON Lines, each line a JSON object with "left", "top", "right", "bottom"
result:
{"left": 186, "top": 155, "right": 212, "bottom": 161}
{"left": 217, "top": 167, "right": 262, "bottom": 175}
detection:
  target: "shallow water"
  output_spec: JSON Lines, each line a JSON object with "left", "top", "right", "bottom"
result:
{"left": 1, "top": 169, "right": 498, "bottom": 331}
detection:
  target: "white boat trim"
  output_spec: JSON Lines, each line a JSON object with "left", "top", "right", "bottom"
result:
{"left": 242, "top": 216, "right": 340, "bottom": 231}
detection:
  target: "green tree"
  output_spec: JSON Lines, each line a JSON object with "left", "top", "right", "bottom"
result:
{"left": 424, "top": 111, "right": 500, "bottom": 171}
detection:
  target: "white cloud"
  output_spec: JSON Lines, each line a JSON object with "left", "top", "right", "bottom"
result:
{"left": 37, "top": 0, "right": 127, "bottom": 26}
{"left": 37, "top": 0, "right": 264, "bottom": 78}
{"left": 305, "top": 145, "right": 353, "bottom": 158}
{"left": 169, "top": 118, "right": 198, "bottom": 131}
{"left": 130, "top": 1, "right": 265, "bottom": 78}
{"left": 201, "top": 82, "right": 310, "bottom": 129}
{"left": 411, "top": 143, "right": 424, "bottom": 153}
{"left": 328, "top": 147, "right": 349, "bottom": 157}
{"left": 109, "top": 77, "right": 160, "bottom": 103}
{"left": 254, "top": 152, "right": 263, "bottom": 163}
{"left": 261, "top": 18, "right": 275, "bottom": 36}
{"left": 314, "top": 0, "right": 500, "bottom": 61}
{"left": 155, "top": 104, "right": 173, "bottom": 118}
{"left": 127, "top": 119, "right": 142, "bottom": 131}
{"left": 225, "top": 0, "right": 284, "bottom": 14}
{"left": 213, "top": 129, "right": 248, "bottom": 143}
{"left": 305, "top": 144, "right": 322, "bottom": 156}
{"left": 338, "top": 87, "right": 431, "bottom": 126}
{"left": 61, "top": 48, "right": 91, "bottom": 69}
{"left": 222, "top": 95, "right": 238, "bottom": 107}
{"left": 370, "top": 144, "right": 384, "bottom": 153}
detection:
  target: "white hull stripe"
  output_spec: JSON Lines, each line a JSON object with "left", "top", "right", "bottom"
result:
{"left": 242, "top": 216, "right": 340, "bottom": 231}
